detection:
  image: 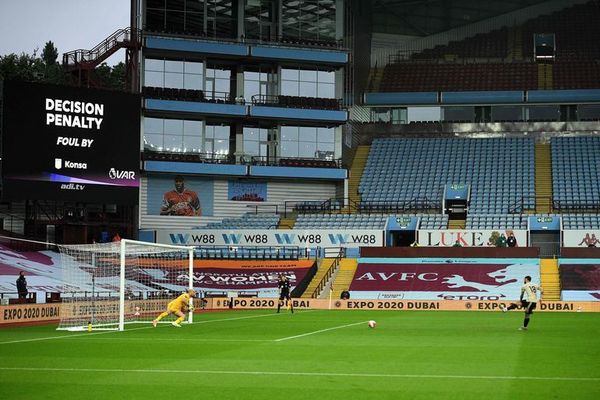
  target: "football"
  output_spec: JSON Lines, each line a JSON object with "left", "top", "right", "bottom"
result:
{"left": 368, "top": 320, "right": 377, "bottom": 328}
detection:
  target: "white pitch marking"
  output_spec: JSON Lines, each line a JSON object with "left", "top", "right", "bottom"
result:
{"left": 0, "top": 311, "right": 308, "bottom": 345}
{"left": 0, "top": 367, "right": 597, "bottom": 382}
{"left": 274, "top": 320, "right": 368, "bottom": 342}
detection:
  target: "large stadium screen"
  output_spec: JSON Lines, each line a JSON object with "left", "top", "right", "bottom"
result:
{"left": 1, "top": 80, "right": 140, "bottom": 204}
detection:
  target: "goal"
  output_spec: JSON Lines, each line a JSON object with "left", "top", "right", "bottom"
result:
{"left": 57, "top": 239, "right": 195, "bottom": 331}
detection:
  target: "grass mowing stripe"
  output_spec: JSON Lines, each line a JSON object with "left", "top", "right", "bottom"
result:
{"left": 0, "top": 311, "right": 296, "bottom": 345}
{"left": 274, "top": 320, "right": 368, "bottom": 342}
{"left": 0, "top": 367, "right": 597, "bottom": 382}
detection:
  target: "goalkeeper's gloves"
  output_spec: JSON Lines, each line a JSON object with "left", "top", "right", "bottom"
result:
{"left": 188, "top": 306, "right": 195, "bottom": 312}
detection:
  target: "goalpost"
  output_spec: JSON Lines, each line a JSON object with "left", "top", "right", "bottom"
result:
{"left": 57, "top": 239, "right": 195, "bottom": 331}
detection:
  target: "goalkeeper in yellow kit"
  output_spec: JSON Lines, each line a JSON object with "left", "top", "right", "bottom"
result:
{"left": 153, "top": 288, "right": 196, "bottom": 328}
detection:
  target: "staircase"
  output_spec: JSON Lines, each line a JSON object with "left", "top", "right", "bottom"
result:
{"left": 63, "top": 27, "right": 141, "bottom": 71}
{"left": 507, "top": 25, "right": 523, "bottom": 60}
{"left": 348, "top": 146, "right": 370, "bottom": 207}
{"left": 540, "top": 258, "right": 561, "bottom": 300}
{"left": 367, "top": 67, "right": 384, "bottom": 92}
{"left": 537, "top": 64, "right": 553, "bottom": 90}
{"left": 448, "top": 219, "right": 465, "bottom": 229}
{"left": 535, "top": 143, "right": 553, "bottom": 214}
{"left": 330, "top": 259, "right": 358, "bottom": 299}
{"left": 278, "top": 216, "right": 296, "bottom": 229}
{"left": 301, "top": 258, "right": 336, "bottom": 298}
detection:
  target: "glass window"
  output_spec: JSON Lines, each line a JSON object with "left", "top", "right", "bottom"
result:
{"left": 298, "top": 141, "right": 317, "bottom": 158}
{"left": 164, "top": 134, "right": 183, "bottom": 152}
{"left": 145, "top": 71, "right": 164, "bottom": 87}
{"left": 281, "top": 126, "right": 299, "bottom": 141}
{"left": 318, "top": 82, "right": 335, "bottom": 98}
{"left": 280, "top": 141, "right": 299, "bottom": 158}
{"left": 144, "top": 58, "right": 204, "bottom": 90}
{"left": 281, "top": 67, "right": 336, "bottom": 99}
{"left": 165, "top": 60, "right": 184, "bottom": 72}
{"left": 300, "top": 70, "right": 317, "bottom": 81}
{"left": 299, "top": 81, "right": 317, "bottom": 97}
{"left": 183, "top": 136, "right": 202, "bottom": 152}
{"left": 281, "top": 80, "right": 298, "bottom": 96}
{"left": 164, "top": 119, "right": 184, "bottom": 134}
{"left": 318, "top": 70, "right": 335, "bottom": 83}
{"left": 144, "top": 117, "right": 163, "bottom": 134}
{"left": 184, "top": 61, "right": 203, "bottom": 74}
{"left": 317, "top": 127, "right": 334, "bottom": 143}
{"left": 279, "top": 126, "right": 337, "bottom": 159}
{"left": 300, "top": 127, "right": 317, "bottom": 141}
{"left": 164, "top": 72, "right": 184, "bottom": 88}
{"left": 144, "top": 134, "right": 163, "bottom": 150}
{"left": 145, "top": 59, "right": 164, "bottom": 71}
{"left": 184, "top": 120, "right": 202, "bottom": 136}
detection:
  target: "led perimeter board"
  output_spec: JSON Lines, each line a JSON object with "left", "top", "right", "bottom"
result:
{"left": 1, "top": 81, "right": 140, "bottom": 204}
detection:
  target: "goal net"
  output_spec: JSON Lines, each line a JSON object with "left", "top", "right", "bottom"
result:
{"left": 57, "top": 239, "right": 195, "bottom": 331}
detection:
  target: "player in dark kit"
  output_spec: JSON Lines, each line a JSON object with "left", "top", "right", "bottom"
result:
{"left": 277, "top": 276, "right": 294, "bottom": 314}
{"left": 500, "top": 275, "right": 543, "bottom": 330}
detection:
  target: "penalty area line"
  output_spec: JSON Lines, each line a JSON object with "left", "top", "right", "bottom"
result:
{"left": 0, "top": 310, "right": 318, "bottom": 345}
{"left": 274, "top": 320, "right": 368, "bottom": 342}
{"left": 0, "top": 367, "right": 597, "bottom": 382}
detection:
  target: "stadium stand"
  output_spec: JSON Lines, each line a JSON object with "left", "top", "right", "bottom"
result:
{"left": 380, "top": 1, "right": 600, "bottom": 92}
{"left": 551, "top": 136, "right": 600, "bottom": 210}
{"left": 201, "top": 213, "right": 280, "bottom": 229}
{"left": 465, "top": 214, "right": 528, "bottom": 229}
{"left": 294, "top": 214, "right": 388, "bottom": 229}
{"left": 359, "top": 137, "right": 535, "bottom": 214}
{"left": 562, "top": 215, "right": 600, "bottom": 229}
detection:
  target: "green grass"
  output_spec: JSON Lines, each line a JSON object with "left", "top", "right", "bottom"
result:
{"left": 0, "top": 310, "right": 599, "bottom": 400}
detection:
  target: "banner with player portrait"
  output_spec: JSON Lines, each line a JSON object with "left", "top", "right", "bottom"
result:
{"left": 146, "top": 175, "right": 214, "bottom": 216}
{"left": 563, "top": 230, "right": 600, "bottom": 247}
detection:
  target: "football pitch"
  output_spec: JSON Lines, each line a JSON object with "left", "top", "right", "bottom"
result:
{"left": 0, "top": 309, "right": 598, "bottom": 400}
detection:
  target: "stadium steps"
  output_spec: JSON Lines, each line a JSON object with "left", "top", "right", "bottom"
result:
{"left": 367, "top": 67, "right": 383, "bottom": 92}
{"left": 540, "top": 258, "right": 561, "bottom": 300}
{"left": 448, "top": 219, "right": 465, "bottom": 229}
{"left": 535, "top": 143, "right": 553, "bottom": 214}
{"left": 507, "top": 25, "right": 523, "bottom": 60}
{"left": 537, "top": 64, "right": 553, "bottom": 90}
{"left": 330, "top": 258, "right": 358, "bottom": 299}
{"left": 278, "top": 216, "right": 296, "bottom": 229}
{"left": 348, "top": 146, "right": 370, "bottom": 207}
{"left": 301, "top": 258, "right": 336, "bottom": 298}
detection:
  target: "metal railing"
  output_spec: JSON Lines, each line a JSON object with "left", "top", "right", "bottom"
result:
{"left": 311, "top": 248, "right": 345, "bottom": 298}
{"left": 251, "top": 94, "right": 342, "bottom": 110}
{"left": 194, "top": 246, "right": 301, "bottom": 260}
{"left": 63, "top": 27, "right": 141, "bottom": 67}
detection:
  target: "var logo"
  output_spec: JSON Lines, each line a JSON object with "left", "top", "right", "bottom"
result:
{"left": 109, "top": 168, "right": 136, "bottom": 180}
{"left": 169, "top": 234, "right": 190, "bottom": 244}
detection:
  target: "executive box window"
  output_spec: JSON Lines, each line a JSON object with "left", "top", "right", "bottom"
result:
{"left": 206, "top": 66, "right": 232, "bottom": 100}
{"left": 145, "top": 0, "right": 204, "bottom": 35}
{"left": 144, "top": 117, "right": 230, "bottom": 156}
{"left": 144, "top": 58, "right": 203, "bottom": 90}
{"left": 281, "top": 0, "right": 336, "bottom": 42}
{"left": 206, "top": 0, "right": 235, "bottom": 38}
{"left": 144, "top": 117, "right": 203, "bottom": 153}
{"left": 243, "top": 69, "right": 276, "bottom": 101}
{"left": 280, "top": 68, "right": 335, "bottom": 98}
{"left": 244, "top": 0, "right": 277, "bottom": 41}
{"left": 280, "top": 126, "right": 334, "bottom": 158}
